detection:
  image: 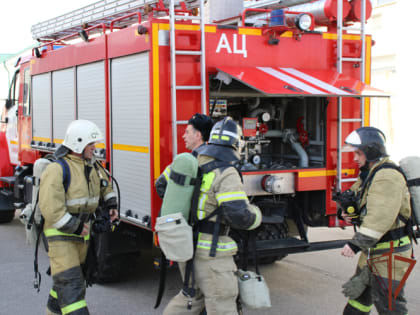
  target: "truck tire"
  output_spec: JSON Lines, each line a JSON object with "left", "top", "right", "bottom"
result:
{"left": 92, "top": 230, "right": 141, "bottom": 284}
{"left": 95, "top": 251, "right": 140, "bottom": 283}
{"left": 255, "top": 223, "right": 288, "bottom": 264}
{"left": 0, "top": 209, "right": 15, "bottom": 223}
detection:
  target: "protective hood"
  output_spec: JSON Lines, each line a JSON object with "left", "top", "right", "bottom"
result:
{"left": 198, "top": 144, "right": 239, "bottom": 162}
{"left": 53, "top": 145, "right": 70, "bottom": 159}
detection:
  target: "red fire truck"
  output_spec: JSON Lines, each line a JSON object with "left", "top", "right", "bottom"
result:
{"left": 0, "top": 0, "right": 387, "bottom": 279}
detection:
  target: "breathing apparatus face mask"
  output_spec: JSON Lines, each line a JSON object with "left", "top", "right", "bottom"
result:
{"left": 333, "top": 190, "right": 362, "bottom": 225}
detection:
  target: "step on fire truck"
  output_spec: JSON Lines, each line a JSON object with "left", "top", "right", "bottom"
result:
{"left": 0, "top": 0, "right": 387, "bottom": 279}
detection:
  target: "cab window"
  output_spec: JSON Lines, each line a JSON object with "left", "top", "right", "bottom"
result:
{"left": 23, "top": 67, "right": 30, "bottom": 116}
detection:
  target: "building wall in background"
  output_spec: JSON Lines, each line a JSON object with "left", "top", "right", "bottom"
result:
{"left": 368, "top": 0, "right": 420, "bottom": 161}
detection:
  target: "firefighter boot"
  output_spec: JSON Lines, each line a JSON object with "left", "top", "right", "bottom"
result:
{"left": 46, "top": 287, "right": 62, "bottom": 315}
{"left": 343, "top": 286, "right": 373, "bottom": 315}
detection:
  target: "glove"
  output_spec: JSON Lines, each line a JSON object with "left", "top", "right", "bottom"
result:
{"left": 342, "top": 266, "right": 371, "bottom": 299}
{"left": 247, "top": 205, "right": 262, "bottom": 230}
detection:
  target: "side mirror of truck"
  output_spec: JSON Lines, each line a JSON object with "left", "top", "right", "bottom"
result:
{"left": 5, "top": 99, "right": 13, "bottom": 110}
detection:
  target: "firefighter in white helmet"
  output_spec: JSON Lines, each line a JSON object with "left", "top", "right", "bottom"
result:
{"left": 163, "top": 117, "right": 262, "bottom": 315}
{"left": 337, "top": 127, "right": 412, "bottom": 315}
{"left": 39, "top": 120, "right": 118, "bottom": 315}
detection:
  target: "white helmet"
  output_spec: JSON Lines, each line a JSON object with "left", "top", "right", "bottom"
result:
{"left": 62, "top": 120, "right": 103, "bottom": 154}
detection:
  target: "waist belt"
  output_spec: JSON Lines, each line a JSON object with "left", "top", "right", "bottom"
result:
{"left": 198, "top": 221, "right": 229, "bottom": 236}
{"left": 371, "top": 235, "right": 411, "bottom": 255}
{"left": 378, "top": 227, "right": 408, "bottom": 243}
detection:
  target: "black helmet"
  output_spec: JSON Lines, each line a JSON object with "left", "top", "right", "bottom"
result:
{"left": 344, "top": 126, "right": 387, "bottom": 162}
{"left": 198, "top": 117, "right": 242, "bottom": 161}
{"left": 208, "top": 117, "right": 241, "bottom": 150}
{"left": 188, "top": 113, "right": 214, "bottom": 142}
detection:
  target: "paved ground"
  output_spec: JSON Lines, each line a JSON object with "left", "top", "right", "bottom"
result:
{"left": 1, "top": 214, "right": 419, "bottom": 314}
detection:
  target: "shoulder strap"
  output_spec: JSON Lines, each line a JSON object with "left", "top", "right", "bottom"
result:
{"left": 359, "top": 163, "right": 401, "bottom": 198}
{"left": 199, "top": 160, "right": 232, "bottom": 173}
{"left": 200, "top": 160, "right": 243, "bottom": 182}
{"left": 56, "top": 158, "right": 71, "bottom": 192}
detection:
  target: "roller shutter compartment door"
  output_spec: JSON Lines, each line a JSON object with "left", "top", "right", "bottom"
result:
{"left": 52, "top": 68, "right": 75, "bottom": 143}
{"left": 111, "top": 52, "right": 151, "bottom": 223}
{"left": 32, "top": 73, "right": 52, "bottom": 143}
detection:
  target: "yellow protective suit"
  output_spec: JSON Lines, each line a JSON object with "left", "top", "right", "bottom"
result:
{"left": 40, "top": 154, "right": 116, "bottom": 315}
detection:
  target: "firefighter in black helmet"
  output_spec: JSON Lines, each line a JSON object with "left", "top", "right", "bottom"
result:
{"left": 155, "top": 113, "right": 214, "bottom": 199}
{"left": 163, "top": 117, "right": 262, "bottom": 315}
{"left": 338, "top": 127, "right": 412, "bottom": 315}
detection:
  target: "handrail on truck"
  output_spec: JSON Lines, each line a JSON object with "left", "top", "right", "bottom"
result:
{"left": 32, "top": 23, "right": 107, "bottom": 57}
{"left": 110, "top": 12, "right": 142, "bottom": 32}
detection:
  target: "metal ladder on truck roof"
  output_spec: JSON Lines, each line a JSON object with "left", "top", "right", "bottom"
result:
{"left": 336, "top": 0, "right": 368, "bottom": 191}
{"left": 169, "top": 0, "right": 207, "bottom": 157}
{"left": 31, "top": 0, "right": 203, "bottom": 40}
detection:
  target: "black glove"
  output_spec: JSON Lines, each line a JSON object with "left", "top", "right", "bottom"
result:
{"left": 92, "top": 211, "right": 113, "bottom": 234}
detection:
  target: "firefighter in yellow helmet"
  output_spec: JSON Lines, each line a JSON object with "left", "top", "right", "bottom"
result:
{"left": 39, "top": 120, "right": 118, "bottom": 315}
{"left": 163, "top": 117, "right": 262, "bottom": 315}
{"left": 338, "top": 127, "right": 412, "bottom": 315}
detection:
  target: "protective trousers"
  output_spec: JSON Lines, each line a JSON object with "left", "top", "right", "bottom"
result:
{"left": 343, "top": 279, "right": 408, "bottom": 315}
{"left": 163, "top": 256, "right": 239, "bottom": 315}
{"left": 46, "top": 240, "right": 89, "bottom": 315}
{"left": 344, "top": 247, "right": 411, "bottom": 315}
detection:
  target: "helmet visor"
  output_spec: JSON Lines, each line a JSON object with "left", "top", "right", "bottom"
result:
{"left": 342, "top": 144, "right": 357, "bottom": 152}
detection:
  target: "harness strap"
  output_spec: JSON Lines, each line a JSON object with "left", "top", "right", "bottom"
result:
{"left": 169, "top": 169, "right": 199, "bottom": 186}
{"left": 56, "top": 158, "right": 71, "bottom": 192}
{"left": 378, "top": 227, "right": 408, "bottom": 243}
{"left": 407, "top": 178, "right": 420, "bottom": 187}
{"left": 198, "top": 221, "right": 229, "bottom": 236}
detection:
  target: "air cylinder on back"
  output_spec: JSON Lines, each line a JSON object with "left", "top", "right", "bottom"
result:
{"left": 160, "top": 152, "right": 198, "bottom": 220}
{"left": 399, "top": 156, "right": 420, "bottom": 224}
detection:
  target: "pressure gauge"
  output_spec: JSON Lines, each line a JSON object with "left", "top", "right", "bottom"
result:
{"left": 296, "top": 13, "right": 312, "bottom": 31}
{"left": 261, "top": 112, "right": 271, "bottom": 122}
{"left": 252, "top": 154, "right": 261, "bottom": 165}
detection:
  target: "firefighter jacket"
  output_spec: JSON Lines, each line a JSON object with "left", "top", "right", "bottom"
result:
{"left": 194, "top": 155, "right": 261, "bottom": 259}
{"left": 39, "top": 154, "right": 116, "bottom": 241}
{"left": 348, "top": 157, "right": 412, "bottom": 276}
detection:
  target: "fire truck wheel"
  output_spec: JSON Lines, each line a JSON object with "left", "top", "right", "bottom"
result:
{"left": 95, "top": 252, "right": 140, "bottom": 283}
{"left": 0, "top": 209, "right": 15, "bottom": 223}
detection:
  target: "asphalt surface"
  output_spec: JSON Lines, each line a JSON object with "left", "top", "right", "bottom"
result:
{"left": 1, "top": 214, "right": 419, "bottom": 315}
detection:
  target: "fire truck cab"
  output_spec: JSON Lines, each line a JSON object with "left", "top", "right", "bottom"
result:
{"left": 0, "top": 0, "right": 387, "bottom": 279}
